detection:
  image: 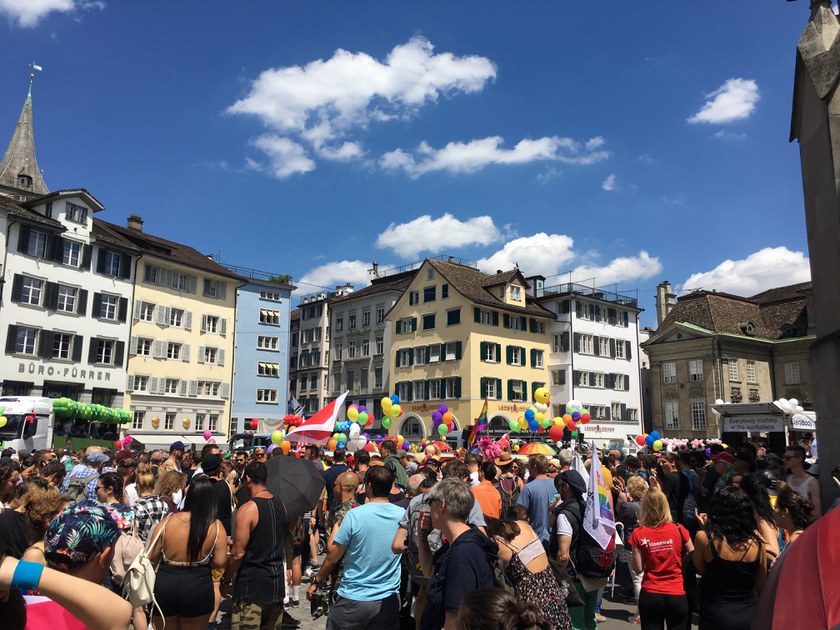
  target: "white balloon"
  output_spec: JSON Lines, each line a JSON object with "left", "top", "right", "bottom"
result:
{"left": 349, "top": 423, "right": 361, "bottom": 437}
{"left": 796, "top": 405, "right": 804, "bottom": 413}
{"left": 788, "top": 398, "right": 799, "bottom": 408}
{"left": 778, "top": 398, "right": 789, "bottom": 407}
{"left": 566, "top": 399, "right": 581, "bottom": 413}
{"left": 715, "top": 399, "right": 725, "bottom": 405}
{"left": 534, "top": 402, "right": 548, "bottom": 413}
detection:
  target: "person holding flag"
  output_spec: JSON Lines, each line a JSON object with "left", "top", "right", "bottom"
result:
{"left": 466, "top": 400, "right": 488, "bottom": 450}
{"left": 555, "top": 443, "right": 617, "bottom": 630}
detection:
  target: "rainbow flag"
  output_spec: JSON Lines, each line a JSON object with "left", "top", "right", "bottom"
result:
{"left": 583, "top": 441, "right": 616, "bottom": 551}
{"left": 467, "top": 399, "right": 489, "bottom": 448}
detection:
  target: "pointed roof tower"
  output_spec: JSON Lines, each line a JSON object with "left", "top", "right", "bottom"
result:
{"left": 0, "top": 75, "right": 48, "bottom": 197}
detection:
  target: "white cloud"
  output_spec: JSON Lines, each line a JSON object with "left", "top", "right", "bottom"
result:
{"left": 247, "top": 135, "right": 315, "bottom": 178}
{"left": 713, "top": 129, "right": 747, "bottom": 140}
{"left": 477, "top": 233, "right": 576, "bottom": 277}
{"left": 536, "top": 167, "right": 561, "bottom": 184}
{"left": 681, "top": 247, "right": 811, "bottom": 296}
{"left": 376, "top": 213, "right": 502, "bottom": 259}
{"left": 0, "top": 0, "right": 102, "bottom": 27}
{"left": 688, "top": 78, "right": 759, "bottom": 124}
{"left": 228, "top": 37, "right": 496, "bottom": 176}
{"left": 570, "top": 251, "right": 663, "bottom": 286}
{"left": 380, "top": 135, "right": 609, "bottom": 178}
{"left": 602, "top": 173, "right": 617, "bottom": 191}
{"left": 298, "top": 260, "right": 372, "bottom": 292}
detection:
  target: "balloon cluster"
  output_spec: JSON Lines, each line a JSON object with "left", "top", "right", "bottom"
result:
{"left": 508, "top": 387, "right": 554, "bottom": 433}
{"left": 270, "top": 429, "right": 292, "bottom": 454}
{"left": 557, "top": 399, "right": 590, "bottom": 441}
{"left": 380, "top": 396, "right": 403, "bottom": 430}
{"left": 284, "top": 414, "right": 304, "bottom": 428}
{"left": 202, "top": 429, "right": 217, "bottom": 444}
{"left": 431, "top": 403, "right": 455, "bottom": 437}
{"left": 774, "top": 398, "right": 804, "bottom": 415}
{"left": 53, "top": 398, "right": 131, "bottom": 424}
{"left": 346, "top": 404, "right": 375, "bottom": 427}
{"left": 635, "top": 430, "right": 663, "bottom": 451}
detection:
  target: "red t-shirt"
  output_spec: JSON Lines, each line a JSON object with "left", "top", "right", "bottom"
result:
{"left": 629, "top": 523, "right": 689, "bottom": 595}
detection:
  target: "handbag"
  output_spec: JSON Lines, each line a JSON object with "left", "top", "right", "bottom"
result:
{"left": 123, "top": 515, "right": 168, "bottom": 625}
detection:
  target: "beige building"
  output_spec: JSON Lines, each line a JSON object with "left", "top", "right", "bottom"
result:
{"left": 386, "top": 258, "right": 552, "bottom": 443}
{"left": 642, "top": 282, "right": 814, "bottom": 440}
{"left": 102, "top": 215, "right": 242, "bottom": 449}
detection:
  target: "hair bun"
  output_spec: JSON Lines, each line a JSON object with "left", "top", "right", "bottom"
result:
{"left": 515, "top": 601, "right": 547, "bottom": 629}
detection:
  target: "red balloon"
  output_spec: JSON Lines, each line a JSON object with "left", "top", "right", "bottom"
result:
{"left": 250, "top": 418, "right": 259, "bottom": 430}
{"left": 635, "top": 434, "right": 647, "bottom": 446}
{"left": 580, "top": 413, "right": 591, "bottom": 424}
{"left": 548, "top": 425, "right": 565, "bottom": 442}
{"left": 114, "top": 441, "right": 122, "bottom": 449}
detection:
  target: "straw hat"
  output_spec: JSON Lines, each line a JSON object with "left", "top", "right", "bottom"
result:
{"left": 494, "top": 450, "right": 515, "bottom": 467}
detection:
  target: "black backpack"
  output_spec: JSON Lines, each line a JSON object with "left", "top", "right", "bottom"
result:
{"left": 555, "top": 498, "right": 616, "bottom": 579}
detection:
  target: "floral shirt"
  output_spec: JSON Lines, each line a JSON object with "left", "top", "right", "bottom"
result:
{"left": 101, "top": 502, "right": 135, "bottom": 532}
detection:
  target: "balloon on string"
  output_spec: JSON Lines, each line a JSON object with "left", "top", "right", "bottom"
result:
{"left": 357, "top": 412, "right": 368, "bottom": 425}
{"left": 548, "top": 425, "right": 564, "bottom": 442}
{"left": 347, "top": 406, "right": 359, "bottom": 421}
{"left": 635, "top": 434, "right": 647, "bottom": 446}
{"left": 580, "top": 412, "right": 591, "bottom": 425}
{"left": 535, "top": 411, "right": 544, "bottom": 424}
{"left": 381, "top": 397, "right": 393, "bottom": 412}
{"left": 645, "top": 435, "right": 655, "bottom": 447}
{"left": 432, "top": 411, "right": 443, "bottom": 424}
{"left": 566, "top": 399, "right": 582, "bottom": 413}
{"left": 442, "top": 412, "right": 454, "bottom": 425}
{"left": 328, "top": 438, "right": 338, "bottom": 451}
{"left": 271, "top": 430, "right": 284, "bottom": 445}
{"left": 280, "top": 440, "right": 291, "bottom": 454}
{"left": 650, "top": 431, "right": 660, "bottom": 440}
{"left": 203, "top": 429, "right": 212, "bottom": 440}
{"left": 390, "top": 395, "right": 400, "bottom": 405}
{"left": 528, "top": 419, "right": 539, "bottom": 431}
{"left": 653, "top": 439, "right": 663, "bottom": 452}
{"left": 438, "top": 423, "right": 449, "bottom": 436}
{"left": 374, "top": 434, "right": 384, "bottom": 444}
{"left": 439, "top": 404, "right": 448, "bottom": 413}
{"left": 401, "top": 441, "right": 410, "bottom": 451}
{"left": 382, "top": 417, "right": 392, "bottom": 429}
{"left": 524, "top": 409, "right": 535, "bottom": 422}
{"left": 114, "top": 441, "right": 122, "bottom": 450}
{"left": 508, "top": 419, "right": 520, "bottom": 432}
{"left": 359, "top": 405, "right": 367, "bottom": 413}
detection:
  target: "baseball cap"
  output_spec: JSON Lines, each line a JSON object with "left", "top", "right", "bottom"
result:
{"left": 712, "top": 452, "right": 735, "bottom": 464}
{"left": 45, "top": 501, "right": 120, "bottom": 572}
{"left": 169, "top": 440, "right": 186, "bottom": 452}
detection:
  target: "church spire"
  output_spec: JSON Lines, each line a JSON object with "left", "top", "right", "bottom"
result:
{"left": 0, "top": 76, "right": 49, "bottom": 196}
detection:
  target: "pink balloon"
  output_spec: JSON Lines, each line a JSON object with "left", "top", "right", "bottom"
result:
{"left": 208, "top": 438, "right": 216, "bottom": 444}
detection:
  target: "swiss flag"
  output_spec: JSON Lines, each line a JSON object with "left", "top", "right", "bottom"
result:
{"left": 285, "top": 391, "right": 348, "bottom": 444}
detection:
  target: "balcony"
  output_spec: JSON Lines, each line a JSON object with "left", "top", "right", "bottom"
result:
{"left": 541, "top": 282, "right": 638, "bottom": 307}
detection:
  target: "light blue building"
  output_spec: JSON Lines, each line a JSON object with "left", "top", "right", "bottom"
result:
{"left": 223, "top": 264, "right": 295, "bottom": 436}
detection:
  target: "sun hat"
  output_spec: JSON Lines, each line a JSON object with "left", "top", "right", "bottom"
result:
{"left": 494, "top": 450, "right": 515, "bottom": 467}
{"left": 45, "top": 501, "right": 120, "bottom": 572}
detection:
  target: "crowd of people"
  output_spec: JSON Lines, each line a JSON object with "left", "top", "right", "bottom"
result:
{"left": 0, "top": 435, "right": 832, "bottom": 630}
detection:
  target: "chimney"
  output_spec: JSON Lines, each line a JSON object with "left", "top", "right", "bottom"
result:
{"left": 127, "top": 214, "right": 144, "bottom": 232}
{"left": 372, "top": 261, "right": 379, "bottom": 277}
{"left": 655, "top": 281, "right": 677, "bottom": 327}
{"left": 448, "top": 256, "right": 455, "bottom": 263}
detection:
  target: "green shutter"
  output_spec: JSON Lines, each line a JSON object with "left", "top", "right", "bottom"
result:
{"left": 506, "top": 345, "right": 513, "bottom": 364}
{"left": 503, "top": 314, "right": 511, "bottom": 328}
{"left": 480, "top": 378, "right": 487, "bottom": 399}
{"left": 520, "top": 316, "right": 527, "bottom": 330}
{"left": 507, "top": 380, "right": 514, "bottom": 401}
{"left": 520, "top": 347, "right": 527, "bottom": 367}
{"left": 496, "top": 343, "right": 502, "bottom": 359}
{"left": 455, "top": 341, "right": 462, "bottom": 360}
{"left": 425, "top": 381, "right": 430, "bottom": 400}
{"left": 492, "top": 311, "right": 499, "bottom": 326}
{"left": 411, "top": 317, "right": 417, "bottom": 332}
{"left": 396, "top": 351, "right": 402, "bottom": 367}
{"left": 480, "top": 341, "right": 487, "bottom": 361}
{"left": 474, "top": 307, "right": 481, "bottom": 323}
{"left": 530, "top": 348, "right": 537, "bottom": 366}
{"left": 454, "top": 377, "right": 461, "bottom": 398}
{"left": 496, "top": 378, "right": 502, "bottom": 398}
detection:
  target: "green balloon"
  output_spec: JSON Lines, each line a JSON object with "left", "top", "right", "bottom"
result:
{"left": 508, "top": 420, "right": 519, "bottom": 433}
{"left": 438, "top": 423, "right": 449, "bottom": 436}
{"left": 571, "top": 430, "right": 578, "bottom": 436}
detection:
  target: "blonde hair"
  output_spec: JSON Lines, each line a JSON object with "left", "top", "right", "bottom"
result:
{"left": 626, "top": 475, "right": 649, "bottom": 501}
{"left": 638, "top": 489, "right": 672, "bottom": 528}
{"left": 154, "top": 468, "right": 186, "bottom": 497}
{"left": 136, "top": 469, "right": 156, "bottom": 495}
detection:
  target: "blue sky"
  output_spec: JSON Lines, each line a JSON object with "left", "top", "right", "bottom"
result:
{"left": 0, "top": 1, "right": 820, "bottom": 326}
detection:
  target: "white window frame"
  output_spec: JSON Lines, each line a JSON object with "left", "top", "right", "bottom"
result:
{"left": 21, "top": 277, "right": 43, "bottom": 306}
{"left": 510, "top": 346, "right": 522, "bottom": 366}
{"left": 746, "top": 361, "right": 757, "bottom": 384}
{"left": 784, "top": 362, "right": 800, "bottom": 385}
{"left": 257, "top": 388, "right": 278, "bottom": 403}
{"left": 205, "top": 315, "right": 219, "bottom": 333}
{"left": 62, "top": 241, "right": 81, "bottom": 267}
{"left": 415, "top": 346, "right": 426, "bottom": 365}
{"left": 348, "top": 341, "right": 356, "bottom": 358}
{"left": 53, "top": 333, "right": 72, "bottom": 360}
{"left": 510, "top": 285, "right": 522, "bottom": 301}
{"left": 362, "top": 340, "right": 370, "bottom": 356}
{"left": 169, "top": 308, "right": 184, "bottom": 328}
{"left": 728, "top": 360, "right": 740, "bottom": 381}
{"left": 613, "top": 374, "right": 625, "bottom": 390}
{"left": 27, "top": 231, "right": 47, "bottom": 258}
{"left": 137, "top": 338, "right": 152, "bottom": 356}
{"left": 139, "top": 302, "right": 155, "bottom": 322}
{"left": 257, "top": 335, "right": 279, "bottom": 351}
{"left": 691, "top": 400, "right": 707, "bottom": 430}
{"left": 204, "top": 347, "right": 218, "bottom": 364}
{"left": 167, "top": 342, "right": 182, "bottom": 360}
{"left": 99, "top": 294, "right": 118, "bottom": 320}
{"left": 665, "top": 401, "right": 679, "bottom": 431}
{"left": 533, "top": 349, "right": 544, "bottom": 368}
{"left": 511, "top": 380, "right": 525, "bottom": 402}
{"left": 164, "top": 378, "right": 179, "bottom": 395}
{"left": 376, "top": 337, "right": 384, "bottom": 355}
{"left": 615, "top": 341, "right": 626, "bottom": 359}
{"left": 580, "top": 334, "right": 594, "bottom": 355}
{"left": 689, "top": 359, "right": 704, "bottom": 381}
{"left": 260, "top": 309, "right": 280, "bottom": 325}
{"left": 56, "top": 285, "right": 77, "bottom": 313}
{"left": 132, "top": 411, "right": 143, "bottom": 430}
{"left": 486, "top": 379, "right": 497, "bottom": 399}
{"left": 430, "top": 379, "right": 441, "bottom": 399}
{"left": 133, "top": 376, "right": 149, "bottom": 392}
{"left": 663, "top": 362, "right": 677, "bottom": 384}
{"left": 208, "top": 415, "right": 218, "bottom": 432}
{"left": 486, "top": 344, "right": 497, "bottom": 363}
{"left": 445, "top": 378, "right": 458, "bottom": 399}
{"left": 164, "top": 413, "right": 175, "bottom": 431}
{"left": 445, "top": 342, "right": 457, "bottom": 361}
{"left": 428, "top": 344, "right": 440, "bottom": 363}
{"left": 103, "top": 251, "right": 120, "bottom": 276}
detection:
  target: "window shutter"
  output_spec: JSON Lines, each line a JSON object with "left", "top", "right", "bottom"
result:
{"left": 189, "top": 380, "right": 198, "bottom": 397}
{"left": 76, "top": 290, "right": 88, "bottom": 316}
{"left": 44, "top": 282, "right": 58, "bottom": 310}
{"left": 573, "top": 333, "right": 581, "bottom": 353}
{"left": 520, "top": 347, "right": 527, "bottom": 367}
{"left": 606, "top": 374, "right": 614, "bottom": 389}
{"left": 507, "top": 379, "right": 514, "bottom": 400}
{"left": 96, "top": 249, "right": 106, "bottom": 273}
{"left": 148, "top": 377, "right": 159, "bottom": 394}
{"left": 154, "top": 340, "right": 166, "bottom": 359}
{"left": 480, "top": 378, "right": 488, "bottom": 399}
{"left": 610, "top": 338, "right": 616, "bottom": 358}
{"left": 605, "top": 405, "right": 611, "bottom": 420}
{"left": 39, "top": 331, "right": 54, "bottom": 358}
{"left": 495, "top": 379, "right": 502, "bottom": 397}
{"left": 561, "top": 332, "right": 570, "bottom": 352}
{"left": 220, "top": 383, "right": 230, "bottom": 399}
{"left": 80, "top": 245, "right": 92, "bottom": 270}
{"left": 455, "top": 341, "right": 462, "bottom": 360}
{"left": 188, "top": 276, "right": 198, "bottom": 294}
{"left": 10, "top": 275, "right": 23, "bottom": 302}
{"left": 559, "top": 370, "right": 566, "bottom": 385}
{"left": 492, "top": 311, "right": 499, "bottom": 326}
{"left": 72, "top": 335, "right": 83, "bottom": 362}
{"left": 127, "top": 375, "right": 135, "bottom": 392}
{"left": 92, "top": 293, "right": 102, "bottom": 318}
{"left": 519, "top": 316, "right": 526, "bottom": 330}
{"left": 395, "top": 351, "right": 402, "bottom": 368}
{"left": 17, "top": 225, "right": 30, "bottom": 253}
{"left": 114, "top": 341, "right": 125, "bottom": 367}
{"left": 474, "top": 307, "right": 481, "bottom": 323}
{"left": 626, "top": 341, "right": 632, "bottom": 360}
{"left": 453, "top": 377, "right": 461, "bottom": 398}
{"left": 573, "top": 370, "right": 581, "bottom": 386}
{"left": 411, "top": 317, "right": 417, "bottom": 332}
{"left": 117, "top": 298, "right": 128, "bottom": 322}
{"left": 220, "top": 318, "right": 227, "bottom": 336}
{"left": 129, "top": 336, "right": 138, "bottom": 356}
{"left": 201, "top": 314, "right": 208, "bottom": 332}
{"left": 424, "top": 381, "right": 430, "bottom": 400}
{"left": 181, "top": 344, "right": 191, "bottom": 362}
{"left": 530, "top": 318, "right": 537, "bottom": 333}
{"left": 133, "top": 301, "right": 141, "bottom": 322}
{"left": 530, "top": 348, "right": 537, "bottom": 366}
{"left": 506, "top": 345, "right": 513, "bottom": 364}
{"left": 594, "top": 305, "right": 601, "bottom": 320}
{"left": 621, "top": 403, "right": 627, "bottom": 421}
{"left": 50, "top": 235, "right": 63, "bottom": 262}
{"left": 589, "top": 373, "right": 596, "bottom": 387}
{"left": 120, "top": 254, "right": 131, "bottom": 279}
{"left": 218, "top": 349, "right": 225, "bottom": 366}
{"left": 156, "top": 306, "right": 167, "bottom": 325}
{"left": 180, "top": 380, "right": 187, "bottom": 396}
{"left": 407, "top": 349, "right": 414, "bottom": 366}
{"left": 184, "top": 311, "right": 192, "bottom": 331}
{"left": 575, "top": 302, "right": 582, "bottom": 317}
{"left": 480, "top": 341, "right": 487, "bottom": 360}
{"left": 198, "top": 346, "right": 206, "bottom": 364}
{"left": 625, "top": 377, "right": 630, "bottom": 392}
{"left": 88, "top": 340, "right": 98, "bottom": 364}
{"left": 503, "top": 314, "right": 511, "bottom": 329}
{"left": 5, "top": 325, "right": 17, "bottom": 353}
{"left": 561, "top": 299, "right": 570, "bottom": 314}
{"left": 218, "top": 283, "right": 227, "bottom": 300}
{"left": 593, "top": 336, "right": 600, "bottom": 356}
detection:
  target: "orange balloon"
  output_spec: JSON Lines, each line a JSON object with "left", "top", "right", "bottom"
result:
{"left": 327, "top": 438, "right": 338, "bottom": 451}
{"left": 280, "top": 440, "right": 291, "bottom": 455}
{"left": 442, "top": 411, "right": 454, "bottom": 425}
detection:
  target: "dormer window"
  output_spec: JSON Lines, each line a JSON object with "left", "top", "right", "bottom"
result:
{"left": 66, "top": 202, "right": 88, "bottom": 224}
{"left": 17, "top": 174, "right": 32, "bottom": 190}
{"left": 510, "top": 285, "right": 522, "bottom": 301}
{"left": 738, "top": 322, "right": 756, "bottom": 336}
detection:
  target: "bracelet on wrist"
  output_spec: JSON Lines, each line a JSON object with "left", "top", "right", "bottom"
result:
{"left": 11, "top": 560, "right": 44, "bottom": 591}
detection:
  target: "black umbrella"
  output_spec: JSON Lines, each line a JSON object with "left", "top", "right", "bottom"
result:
{"left": 264, "top": 454, "right": 326, "bottom": 521}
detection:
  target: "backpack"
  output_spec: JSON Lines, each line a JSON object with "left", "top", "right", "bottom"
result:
{"left": 123, "top": 515, "right": 168, "bottom": 624}
{"left": 557, "top": 498, "right": 616, "bottom": 579}
{"left": 111, "top": 505, "right": 148, "bottom": 586}
{"left": 62, "top": 471, "right": 99, "bottom": 505}
{"left": 496, "top": 474, "right": 521, "bottom": 519}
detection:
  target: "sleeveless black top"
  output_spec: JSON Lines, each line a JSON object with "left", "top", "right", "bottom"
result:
{"left": 234, "top": 496, "right": 287, "bottom": 605}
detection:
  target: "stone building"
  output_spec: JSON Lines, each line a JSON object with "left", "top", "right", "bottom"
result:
{"left": 641, "top": 282, "right": 814, "bottom": 439}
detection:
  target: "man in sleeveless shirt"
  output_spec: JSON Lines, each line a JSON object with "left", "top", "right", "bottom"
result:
{"left": 222, "top": 461, "right": 300, "bottom": 629}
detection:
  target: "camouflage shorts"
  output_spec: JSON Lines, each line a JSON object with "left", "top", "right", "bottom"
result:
{"left": 231, "top": 598, "right": 284, "bottom": 630}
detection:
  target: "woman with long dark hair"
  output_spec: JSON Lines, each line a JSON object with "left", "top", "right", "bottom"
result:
{"left": 694, "top": 487, "right": 768, "bottom": 630}
{"left": 772, "top": 482, "right": 816, "bottom": 556}
{"left": 148, "top": 475, "right": 227, "bottom": 630}
{"left": 739, "top": 473, "right": 781, "bottom": 561}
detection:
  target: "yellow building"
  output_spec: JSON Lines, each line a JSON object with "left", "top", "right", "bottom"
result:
{"left": 386, "top": 258, "right": 552, "bottom": 442}
{"left": 100, "top": 215, "right": 242, "bottom": 449}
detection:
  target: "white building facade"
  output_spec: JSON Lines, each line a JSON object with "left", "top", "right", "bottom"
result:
{"left": 532, "top": 279, "right": 644, "bottom": 448}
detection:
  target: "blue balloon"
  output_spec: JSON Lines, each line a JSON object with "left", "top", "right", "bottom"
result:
{"left": 337, "top": 441, "right": 346, "bottom": 449}
{"left": 528, "top": 419, "right": 539, "bottom": 431}
{"left": 391, "top": 395, "right": 400, "bottom": 405}
{"left": 524, "top": 409, "right": 535, "bottom": 422}
{"left": 650, "top": 431, "right": 660, "bottom": 440}
{"left": 645, "top": 435, "right": 655, "bottom": 447}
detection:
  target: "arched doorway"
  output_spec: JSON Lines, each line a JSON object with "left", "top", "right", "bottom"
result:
{"left": 488, "top": 414, "right": 511, "bottom": 438}
{"left": 399, "top": 415, "right": 426, "bottom": 440}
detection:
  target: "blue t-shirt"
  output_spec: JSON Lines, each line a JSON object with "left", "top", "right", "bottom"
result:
{"left": 334, "top": 501, "right": 404, "bottom": 601}
{"left": 516, "top": 477, "right": 556, "bottom": 541}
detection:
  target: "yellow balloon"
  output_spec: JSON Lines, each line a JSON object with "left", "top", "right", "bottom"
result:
{"left": 534, "top": 387, "right": 550, "bottom": 404}
{"left": 347, "top": 407, "right": 359, "bottom": 421}
{"left": 552, "top": 416, "right": 563, "bottom": 426}
{"left": 0, "top": 416, "right": 6, "bottom": 428}
{"left": 381, "top": 397, "right": 393, "bottom": 411}
{"left": 390, "top": 404, "right": 402, "bottom": 417}
{"left": 518, "top": 417, "right": 529, "bottom": 430}
{"left": 535, "top": 412, "right": 545, "bottom": 424}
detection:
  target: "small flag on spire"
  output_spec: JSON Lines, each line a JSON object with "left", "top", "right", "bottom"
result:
{"left": 30, "top": 62, "right": 43, "bottom": 72}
